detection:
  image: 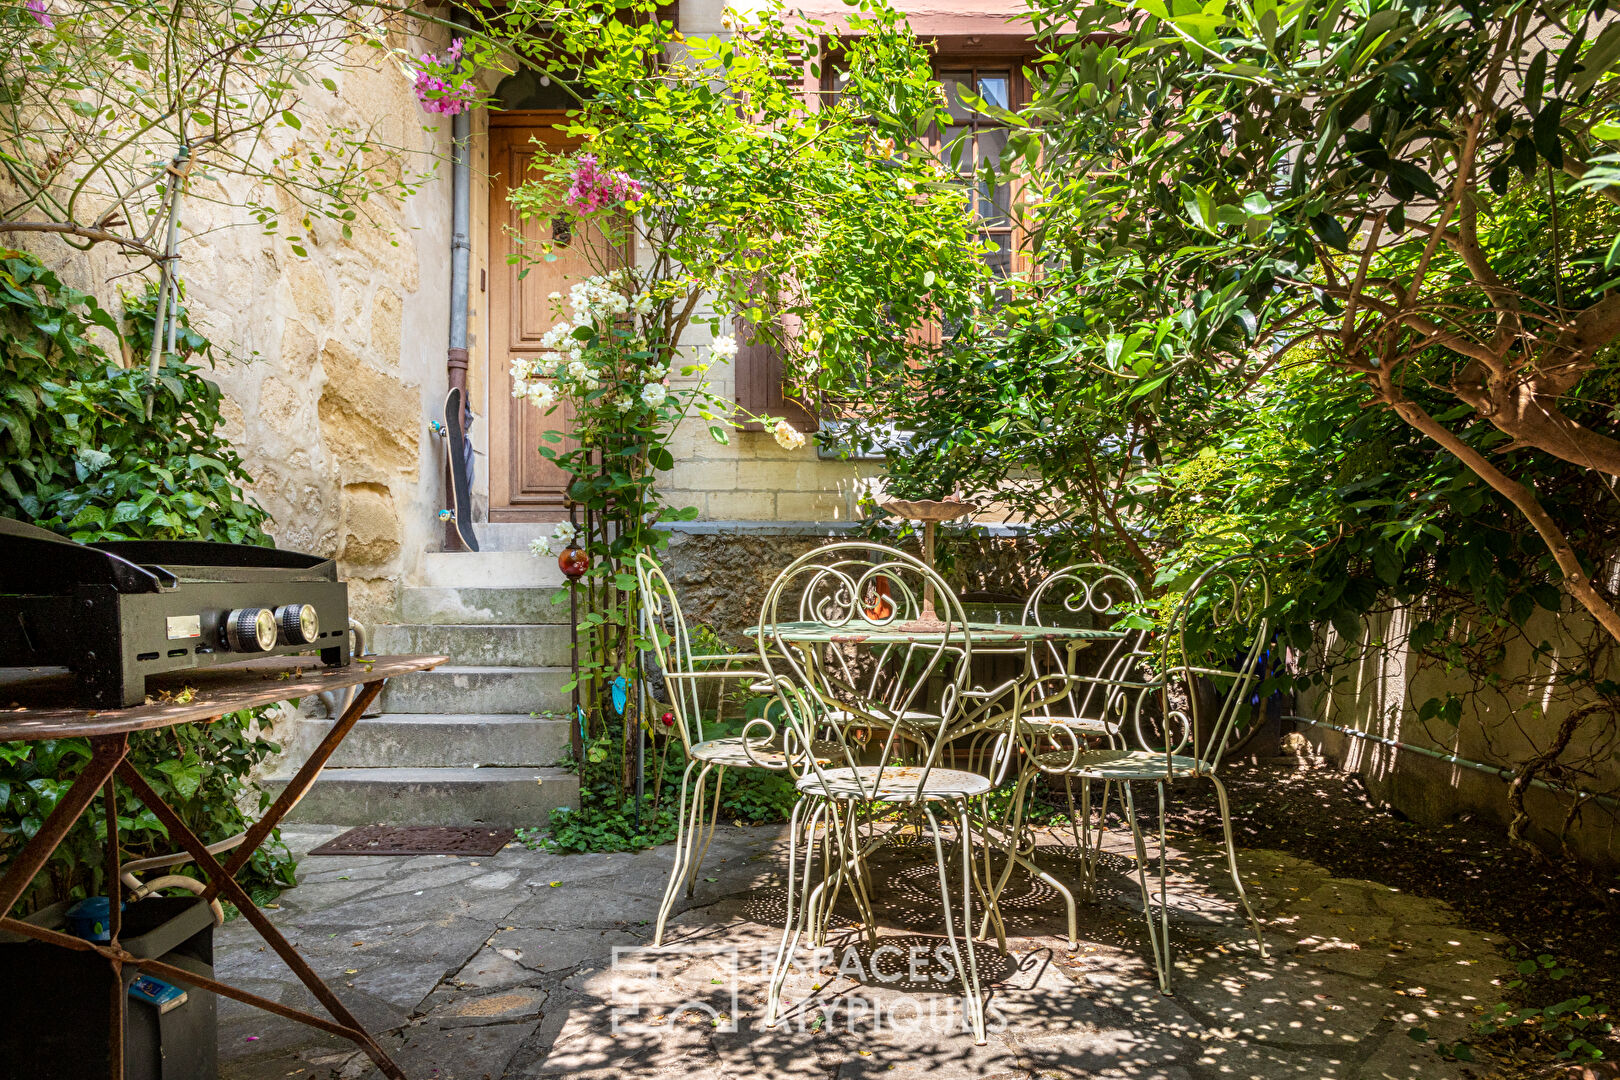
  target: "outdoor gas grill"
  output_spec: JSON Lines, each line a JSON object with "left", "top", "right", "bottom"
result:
{"left": 0, "top": 517, "right": 349, "bottom": 708}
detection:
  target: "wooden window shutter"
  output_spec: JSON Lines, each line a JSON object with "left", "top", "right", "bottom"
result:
{"left": 732, "top": 314, "right": 818, "bottom": 432}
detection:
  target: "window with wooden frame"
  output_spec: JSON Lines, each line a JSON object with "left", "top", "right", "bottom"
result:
{"left": 732, "top": 40, "right": 1036, "bottom": 431}
{"left": 934, "top": 61, "right": 1031, "bottom": 282}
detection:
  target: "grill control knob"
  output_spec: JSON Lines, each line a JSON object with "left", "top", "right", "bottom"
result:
{"left": 276, "top": 603, "right": 320, "bottom": 646}
{"left": 225, "top": 607, "right": 278, "bottom": 652}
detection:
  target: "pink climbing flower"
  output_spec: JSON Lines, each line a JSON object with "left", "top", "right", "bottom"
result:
{"left": 26, "top": 0, "right": 53, "bottom": 28}
{"left": 565, "top": 154, "right": 643, "bottom": 215}
{"left": 410, "top": 38, "right": 478, "bottom": 116}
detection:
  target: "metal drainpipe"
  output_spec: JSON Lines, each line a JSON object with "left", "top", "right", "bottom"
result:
{"left": 1288, "top": 714, "right": 1620, "bottom": 812}
{"left": 444, "top": 7, "right": 473, "bottom": 550}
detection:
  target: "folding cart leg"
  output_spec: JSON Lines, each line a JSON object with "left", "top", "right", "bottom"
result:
{"left": 0, "top": 734, "right": 127, "bottom": 919}
{"left": 118, "top": 725, "right": 408, "bottom": 1078}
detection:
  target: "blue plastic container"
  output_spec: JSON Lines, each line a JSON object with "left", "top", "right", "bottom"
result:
{"left": 65, "top": 896, "right": 124, "bottom": 943}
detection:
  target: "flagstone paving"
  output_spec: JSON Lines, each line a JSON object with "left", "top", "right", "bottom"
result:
{"left": 217, "top": 820, "right": 1507, "bottom": 1080}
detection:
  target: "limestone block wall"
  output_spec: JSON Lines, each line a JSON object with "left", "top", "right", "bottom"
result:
{"left": 9, "top": 24, "right": 457, "bottom": 627}
{"left": 1298, "top": 604, "right": 1620, "bottom": 868}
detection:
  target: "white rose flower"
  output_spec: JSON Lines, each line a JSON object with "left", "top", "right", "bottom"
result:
{"left": 528, "top": 538, "right": 550, "bottom": 559}
{"left": 640, "top": 382, "right": 668, "bottom": 408}
{"left": 709, "top": 334, "right": 739, "bottom": 361}
{"left": 526, "top": 381, "right": 557, "bottom": 409}
{"left": 614, "top": 395, "right": 635, "bottom": 413}
{"left": 549, "top": 520, "right": 577, "bottom": 554}
{"left": 772, "top": 419, "right": 806, "bottom": 450}
{"left": 567, "top": 359, "right": 591, "bottom": 381}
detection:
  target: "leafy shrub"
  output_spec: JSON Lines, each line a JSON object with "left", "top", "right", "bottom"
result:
{"left": 0, "top": 253, "right": 268, "bottom": 541}
{"left": 0, "top": 250, "right": 294, "bottom": 913}
{"left": 522, "top": 703, "right": 800, "bottom": 856}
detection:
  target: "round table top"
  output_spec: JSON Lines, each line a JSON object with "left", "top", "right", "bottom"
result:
{"left": 748, "top": 620, "right": 1123, "bottom": 646}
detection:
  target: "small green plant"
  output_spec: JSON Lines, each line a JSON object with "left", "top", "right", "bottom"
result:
{"left": 1475, "top": 952, "right": 1612, "bottom": 1063}
{"left": 1411, "top": 951, "right": 1615, "bottom": 1065}
{"left": 521, "top": 691, "right": 798, "bottom": 855}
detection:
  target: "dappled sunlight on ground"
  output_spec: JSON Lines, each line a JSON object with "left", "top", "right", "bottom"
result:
{"left": 214, "top": 784, "right": 1515, "bottom": 1080}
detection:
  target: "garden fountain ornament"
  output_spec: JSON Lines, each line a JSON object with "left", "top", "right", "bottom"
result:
{"left": 878, "top": 496, "right": 976, "bottom": 632}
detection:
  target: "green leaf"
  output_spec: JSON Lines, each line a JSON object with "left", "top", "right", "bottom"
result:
{"left": 1310, "top": 214, "right": 1349, "bottom": 251}
{"left": 1533, "top": 99, "right": 1565, "bottom": 167}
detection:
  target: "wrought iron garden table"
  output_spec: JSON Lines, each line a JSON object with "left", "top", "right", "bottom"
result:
{"left": 0, "top": 653, "right": 446, "bottom": 1080}
{"left": 750, "top": 618, "right": 1125, "bottom": 944}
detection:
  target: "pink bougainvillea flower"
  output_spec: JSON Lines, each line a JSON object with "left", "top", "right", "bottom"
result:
{"left": 409, "top": 39, "right": 477, "bottom": 116}
{"left": 26, "top": 0, "right": 54, "bottom": 28}
{"left": 565, "top": 154, "right": 643, "bottom": 214}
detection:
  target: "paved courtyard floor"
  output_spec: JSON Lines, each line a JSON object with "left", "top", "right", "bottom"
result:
{"left": 218, "top": 817, "right": 1506, "bottom": 1080}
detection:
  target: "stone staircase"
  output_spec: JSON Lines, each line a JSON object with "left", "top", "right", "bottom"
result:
{"left": 272, "top": 546, "right": 579, "bottom": 827}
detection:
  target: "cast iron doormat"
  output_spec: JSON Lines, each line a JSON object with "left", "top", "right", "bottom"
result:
{"left": 308, "top": 825, "right": 516, "bottom": 857}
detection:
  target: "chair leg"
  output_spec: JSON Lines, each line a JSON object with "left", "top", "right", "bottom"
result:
{"left": 1121, "top": 781, "right": 1171, "bottom": 994}
{"left": 765, "top": 796, "right": 826, "bottom": 1029}
{"left": 653, "top": 759, "right": 701, "bottom": 948}
{"left": 686, "top": 764, "right": 727, "bottom": 897}
{"left": 1076, "top": 776, "right": 1093, "bottom": 899}
{"left": 1087, "top": 779, "right": 1114, "bottom": 899}
{"left": 1067, "top": 774, "right": 1084, "bottom": 853}
{"left": 980, "top": 766, "right": 1031, "bottom": 942}
{"left": 1210, "top": 772, "right": 1267, "bottom": 958}
{"left": 925, "top": 802, "right": 987, "bottom": 1045}
{"left": 842, "top": 805, "right": 880, "bottom": 945}
{"left": 970, "top": 794, "right": 1008, "bottom": 951}
{"left": 1154, "top": 780, "right": 1172, "bottom": 995}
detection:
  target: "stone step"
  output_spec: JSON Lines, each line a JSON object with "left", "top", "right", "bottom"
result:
{"left": 476, "top": 522, "right": 567, "bottom": 553}
{"left": 286, "top": 713, "right": 573, "bottom": 768}
{"left": 419, "top": 550, "right": 564, "bottom": 589}
{"left": 380, "top": 666, "right": 571, "bottom": 714}
{"left": 399, "top": 587, "right": 572, "bottom": 626}
{"left": 370, "top": 623, "right": 572, "bottom": 667}
{"left": 271, "top": 767, "right": 577, "bottom": 828}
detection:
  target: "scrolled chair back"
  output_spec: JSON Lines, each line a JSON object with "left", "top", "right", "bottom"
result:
{"left": 757, "top": 541, "right": 974, "bottom": 803}
{"left": 1022, "top": 561, "right": 1148, "bottom": 735}
{"left": 1134, "top": 553, "right": 1272, "bottom": 775}
{"left": 633, "top": 552, "right": 706, "bottom": 755}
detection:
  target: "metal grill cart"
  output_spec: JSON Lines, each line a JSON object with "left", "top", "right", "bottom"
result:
{"left": 0, "top": 654, "right": 446, "bottom": 1080}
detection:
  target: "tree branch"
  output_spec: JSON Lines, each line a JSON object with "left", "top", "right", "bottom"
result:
{"left": 0, "top": 220, "right": 162, "bottom": 259}
{"left": 1379, "top": 383, "right": 1620, "bottom": 644}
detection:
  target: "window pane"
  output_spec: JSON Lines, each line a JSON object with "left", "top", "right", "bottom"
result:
{"left": 940, "top": 71, "right": 975, "bottom": 122}
{"left": 976, "top": 73, "right": 1011, "bottom": 112}
{"left": 985, "top": 234, "right": 1013, "bottom": 279}
{"left": 974, "top": 129, "right": 1009, "bottom": 225}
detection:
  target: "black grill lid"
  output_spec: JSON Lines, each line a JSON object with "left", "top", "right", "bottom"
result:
{"left": 0, "top": 517, "right": 161, "bottom": 594}
{"left": 0, "top": 517, "right": 337, "bottom": 593}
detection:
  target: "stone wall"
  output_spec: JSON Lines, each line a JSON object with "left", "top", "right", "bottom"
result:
{"left": 660, "top": 527, "right": 1047, "bottom": 642}
{"left": 10, "top": 25, "right": 457, "bottom": 627}
{"left": 1298, "top": 604, "right": 1620, "bottom": 868}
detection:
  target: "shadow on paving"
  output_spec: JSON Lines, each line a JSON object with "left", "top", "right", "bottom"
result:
{"left": 216, "top": 812, "right": 1507, "bottom": 1080}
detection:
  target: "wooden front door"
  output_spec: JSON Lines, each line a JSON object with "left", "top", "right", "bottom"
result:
{"left": 488, "top": 119, "right": 619, "bottom": 521}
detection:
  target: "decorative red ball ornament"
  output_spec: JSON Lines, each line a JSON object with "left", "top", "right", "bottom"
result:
{"left": 661, "top": 711, "right": 675, "bottom": 728}
{"left": 557, "top": 543, "right": 589, "bottom": 580}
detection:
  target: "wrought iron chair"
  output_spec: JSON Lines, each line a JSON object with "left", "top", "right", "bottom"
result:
{"left": 635, "top": 553, "right": 825, "bottom": 948}
{"left": 988, "top": 563, "right": 1149, "bottom": 910}
{"left": 756, "top": 542, "right": 1002, "bottom": 1044}
{"left": 1034, "top": 554, "right": 1271, "bottom": 993}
